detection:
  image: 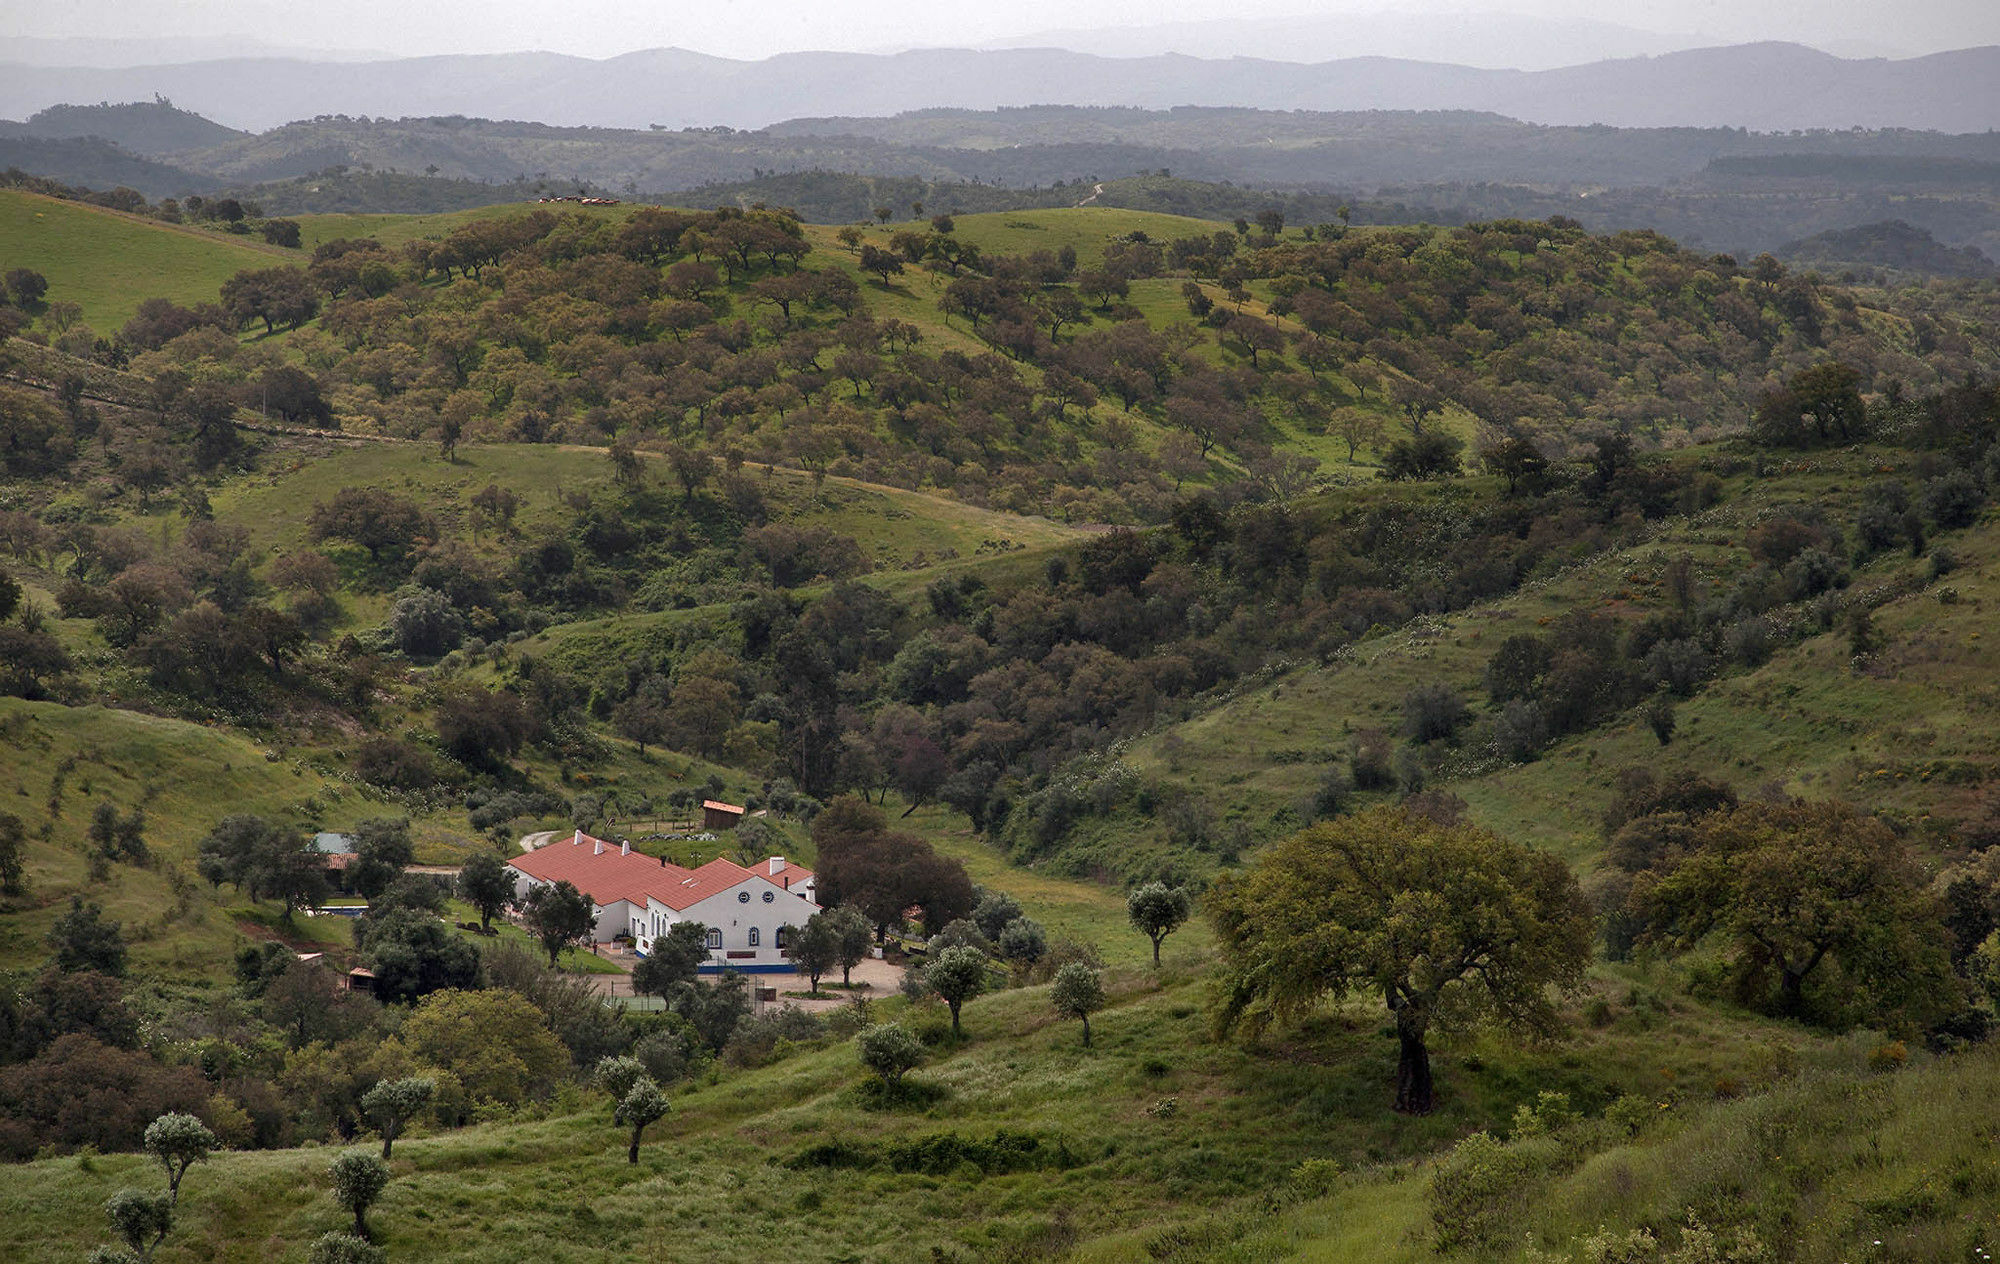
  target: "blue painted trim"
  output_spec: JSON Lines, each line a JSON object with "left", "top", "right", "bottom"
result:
{"left": 696, "top": 963, "right": 795, "bottom": 975}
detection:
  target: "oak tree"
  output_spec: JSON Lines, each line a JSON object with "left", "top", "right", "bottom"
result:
{"left": 1210, "top": 806, "right": 1592, "bottom": 1114}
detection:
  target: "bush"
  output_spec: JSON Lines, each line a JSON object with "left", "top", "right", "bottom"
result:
{"left": 1723, "top": 616, "right": 1775, "bottom": 667}
{"left": 856, "top": 1022, "right": 925, "bottom": 1089}
{"left": 1781, "top": 547, "right": 1846, "bottom": 601}
{"left": 1644, "top": 639, "right": 1713, "bottom": 697}
{"left": 386, "top": 587, "right": 463, "bottom": 658}
{"left": 1428, "top": 1130, "right": 1564, "bottom": 1252}
{"left": 308, "top": 1233, "right": 384, "bottom": 1264}
{"left": 1492, "top": 699, "right": 1549, "bottom": 762}
{"left": 1401, "top": 682, "right": 1469, "bottom": 744}
{"left": 723, "top": 1008, "right": 828, "bottom": 1069}
{"left": 1922, "top": 469, "right": 1986, "bottom": 529}
{"left": 1350, "top": 729, "right": 1395, "bottom": 789}
{"left": 1289, "top": 1157, "right": 1343, "bottom": 1197}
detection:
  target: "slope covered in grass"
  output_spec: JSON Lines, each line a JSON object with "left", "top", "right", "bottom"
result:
{"left": 1112, "top": 444, "right": 2000, "bottom": 870}
{"left": 0, "top": 188, "right": 291, "bottom": 331}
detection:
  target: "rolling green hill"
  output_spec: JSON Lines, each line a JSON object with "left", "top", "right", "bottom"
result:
{"left": 0, "top": 187, "right": 290, "bottom": 331}
{"left": 4, "top": 194, "right": 2000, "bottom": 1264}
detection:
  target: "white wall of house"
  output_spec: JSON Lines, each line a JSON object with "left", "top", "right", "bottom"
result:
{"left": 508, "top": 870, "right": 632, "bottom": 943}
{"left": 631, "top": 875, "right": 817, "bottom": 966}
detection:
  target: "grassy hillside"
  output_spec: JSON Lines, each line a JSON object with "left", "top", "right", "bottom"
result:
{"left": 0, "top": 697, "right": 368, "bottom": 976}
{"left": 0, "top": 930, "right": 1849, "bottom": 1264}
{"left": 1117, "top": 445, "right": 1999, "bottom": 867}
{"left": 0, "top": 188, "right": 290, "bottom": 331}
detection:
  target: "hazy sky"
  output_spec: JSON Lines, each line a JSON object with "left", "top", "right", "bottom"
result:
{"left": 9, "top": 0, "right": 1999, "bottom": 61}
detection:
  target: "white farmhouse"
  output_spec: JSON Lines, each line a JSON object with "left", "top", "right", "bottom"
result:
{"left": 507, "top": 830, "right": 817, "bottom": 973}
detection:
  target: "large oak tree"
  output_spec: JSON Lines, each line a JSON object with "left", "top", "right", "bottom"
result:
{"left": 1209, "top": 805, "right": 1591, "bottom": 1114}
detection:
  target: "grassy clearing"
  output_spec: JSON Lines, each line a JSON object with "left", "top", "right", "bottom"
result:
{"left": 0, "top": 189, "right": 290, "bottom": 332}
{"left": 941, "top": 207, "right": 1225, "bottom": 266}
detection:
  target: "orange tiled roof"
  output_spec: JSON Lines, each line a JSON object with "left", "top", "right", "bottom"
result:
{"left": 509, "top": 832, "right": 814, "bottom": 912}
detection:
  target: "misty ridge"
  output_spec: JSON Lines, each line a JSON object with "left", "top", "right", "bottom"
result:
{"left": 2, "top": 39, "right": 1999, "bottom": 134}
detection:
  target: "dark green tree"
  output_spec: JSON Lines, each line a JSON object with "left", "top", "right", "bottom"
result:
{"left": 360, "top": 1077, "right": 435, "bottom": 1159}
{"left": 47, "top": 897, "right": 128, "bottom": 976}
{"left": 520, "top": 879, "right": 595, "bottom": 968}
{"left": 785, "top": 912, "right": 840, "bottom": 993}
{"left": 632, "top": 921, "right": 711, "bottom": 1000}
{"left": 1210, "top": 806, "right": 1592, "bottom": 1114}
{"left": 101, "top": 1188, "right": 173, "bottom": 1261}
{"left": 0, "top": 811, "right": 26, "bottom": 895}
{"left": 455, "top": 851, "right": 513, "bottom": 932}
{"left": 1643, "top": 801, "right": 1956, "bottom": 1025}
{"left": 347, "top": 818, "right": 414, "bottom": 901}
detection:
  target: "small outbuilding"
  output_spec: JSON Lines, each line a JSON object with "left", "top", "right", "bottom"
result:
{"left": 702, "top": 799, "right": 746, "bottom": 831}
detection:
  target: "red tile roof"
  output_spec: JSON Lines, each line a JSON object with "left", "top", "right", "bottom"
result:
{"left": 702, "top": 799, "right": 745, "bottom": 815}
{"left": 508, "top": 832, "right": 814, "bottom": 912}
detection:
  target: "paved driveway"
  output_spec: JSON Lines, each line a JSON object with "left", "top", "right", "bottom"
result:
{"left": 582, "top": 953, "right": 906, "bottom": 1012}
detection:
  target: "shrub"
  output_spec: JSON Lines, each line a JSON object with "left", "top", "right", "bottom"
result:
{"left": 1402, "top": 682, "right": 1469, "bottom": 744}
{"left": 308, "top": 1233, "right": 385, "bottom": 1264}
{"left": 856, "top": 1022, "right": 924, "bottom": 1089}
{"left": 1289, "top": 1158, "right": 1343, "bottom": 1197}
{"left": 385, "top": 587, "right": 463, "bottom": 658}
{"left": 1922, "top": 469, "right": 1986, "bottom": 529}
{"left": 1428, "top": 1131, "right": 1563, "bottom": 1251}
{"left": 1492, "top": 699, "right": 1549, "bottom": 762}
{"left": 1781, "top": 547, "right": 1846, "bottom": 601}
{"left": 1350, "top": 729, "right": 1395, "bottom": 789}
{"left": 1723, "top": 616, "right": 1775, "bottom": 667}
{"left": 1644, "top": 639, "right": 1713, "bottom": 697}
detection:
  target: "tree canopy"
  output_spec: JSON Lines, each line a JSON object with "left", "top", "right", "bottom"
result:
{"left": 1639, "top": 800, "right": 1958, "bottom": 1028}
{"left": 1210, "top": 806, "right": 1592, "bottom": 1114}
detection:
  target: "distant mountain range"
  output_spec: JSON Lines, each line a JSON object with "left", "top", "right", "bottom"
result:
{"left": 980, "top": 12, "right": 1731, "bottom": 69}
{"left": 1, "top": 41, "right": 1997, "bottom": 135}
{"left": 7, "top": 97, "right": 2000, "bottom": 266}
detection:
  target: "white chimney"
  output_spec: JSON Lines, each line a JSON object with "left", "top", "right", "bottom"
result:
{"left": 572, "top": 829, "right": 582, "bottom": 846}
{"left": 620, "top": 841, "right": 630, "bottom": 856}
{"left": 594, "top": 839, "right": 604, "bottom": 856}
{"left": 769, "top": 856, "right": 785, "bottom": 875}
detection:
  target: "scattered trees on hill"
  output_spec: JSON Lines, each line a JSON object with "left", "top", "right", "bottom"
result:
{"left": 360, "top": 1077, "right": 434, "bottom": 1159}
{"left": 1050, "top": 962, "right": 1105, "bottom": 1047}
{"left": 925, "top": 946, "right": 989, "bottom": 1037}
{"left": 1211, "top": 806, "right": 1593, "bottom": 1114}
{"left": 1127, "top": 883, "right": 1192, "bottom": 966}
{"left": 196, "top": 816, "right": 327, "bottom": 920}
